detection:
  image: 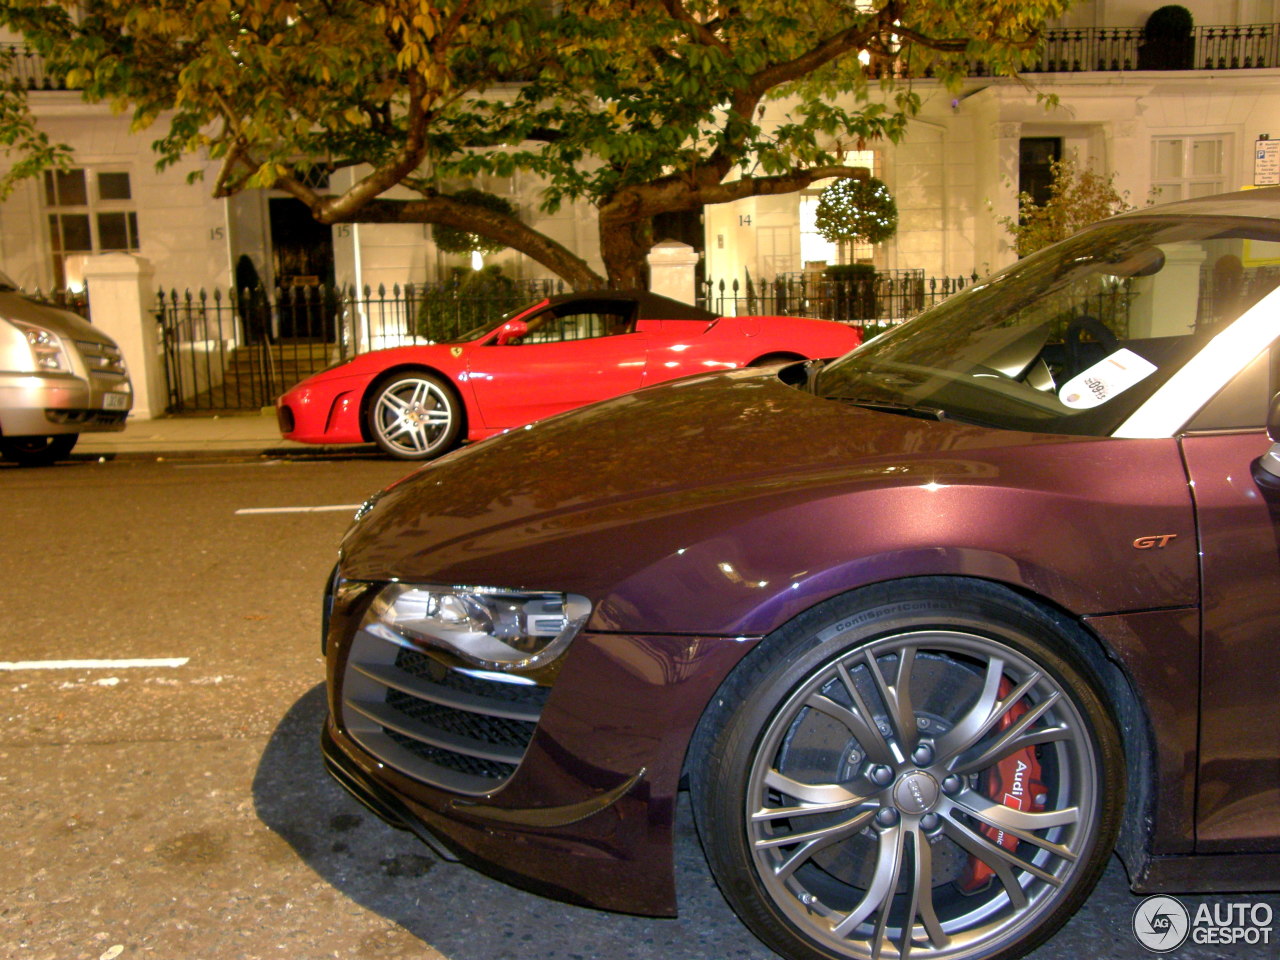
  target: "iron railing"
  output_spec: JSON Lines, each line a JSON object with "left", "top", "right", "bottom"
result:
{"left": 155, "top": 278, "right": 568, "bottom": 412}
{"left": 701, "top": 273, "right": 979, "bottom": 327}
{"left": 866, "top": 22, "right": 1278, "bottom": 76}
{"left": 5, "top": 24, "right": 1277, "bottom": 95}
{"left": 1027, "top": 23, "right": 1275, "bottom": 72}
{"left": 0, "top": 43, "right": 67, "bottom": 91}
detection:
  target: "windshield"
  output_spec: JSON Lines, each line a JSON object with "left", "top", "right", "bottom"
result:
{"left": 441, "top": 300, "right": 545, "bottom": 344}
{"left": 816, "top": 217, "right": 1280, "bottom": 436}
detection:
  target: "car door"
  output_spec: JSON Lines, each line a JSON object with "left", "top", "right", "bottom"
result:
{"left": 1181, "top": 342, "right": 1280, "bottom": 852}
{"left": 467, "top": 300, "right": 647, "bottom": 431}
{"left": 639, "top": 317, "right": 738, "bottom": 383}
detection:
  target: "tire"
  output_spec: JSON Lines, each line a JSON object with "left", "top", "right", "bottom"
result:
{"left": 0, "top": 433, "right": 78, "bottom": 467}
{"left": 690, "top": 578, "right": 1124, "bottom": 960}
{"left": 365, "top": 372, "right": 461, "bottom": 460}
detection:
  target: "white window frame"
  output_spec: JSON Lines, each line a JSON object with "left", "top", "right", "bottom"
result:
{"left": 1151, "top": 135, "right": 1231, "bottom": 202}
{"left": 43, "top": 166, "right": 140, "bottom": 290}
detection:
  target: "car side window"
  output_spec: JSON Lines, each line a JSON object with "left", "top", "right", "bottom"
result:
{"left": 518, "top": 303, "right": 634, "bottom": 344}
{"left": 1185, "top": 339, "right": 1279, "bottom": 432}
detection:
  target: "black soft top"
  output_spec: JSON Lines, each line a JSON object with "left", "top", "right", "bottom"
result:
{"left": 542, "top": 290, "right": 719, "bottom": 322}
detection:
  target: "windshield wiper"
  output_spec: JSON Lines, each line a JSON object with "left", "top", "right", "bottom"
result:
{"left": 830, "top": 397, "right": 947, "bottom": 421}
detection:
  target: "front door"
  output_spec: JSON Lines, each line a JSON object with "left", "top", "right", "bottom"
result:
{"left": 269, "top": 197, "right": 336, "bottom": 341}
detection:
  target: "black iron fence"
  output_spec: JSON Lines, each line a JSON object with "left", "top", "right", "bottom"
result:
{"left": 868, "top": 22, "right": 1278, "bottom": 76}
{"left": 700, "top": 273, "right": 979, "bottom": 329}
{"left": 0, "top": 42, "right": 66, "bottom": 91}
{"left": 156, "top": 278, "right": 568, "bottom": 412}
{"left": 1024, "top": 23, "right": 1275, "bottom": 72}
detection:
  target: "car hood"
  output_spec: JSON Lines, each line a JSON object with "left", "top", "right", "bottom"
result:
{"left": 0, "top": 291, "right": 116, "bottom": 345}
{"left": 339, "top": 366, "right": 1194, "bottom": 634}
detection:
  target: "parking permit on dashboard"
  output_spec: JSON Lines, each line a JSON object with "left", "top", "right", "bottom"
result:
{"left": 1058, "top": 348, "right": 1158, "bottom": 410}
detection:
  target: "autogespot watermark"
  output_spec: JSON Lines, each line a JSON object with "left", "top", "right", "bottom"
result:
{"left": 1133, "top": 895, "right": 1275, "bottom": 953}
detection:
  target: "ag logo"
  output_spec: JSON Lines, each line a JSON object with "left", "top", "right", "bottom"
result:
{"left": 1133, "top": 895, "right": 1190, "bottom": 952}
{"left": 450, "top": 346, "right": 463, "bottom": 358}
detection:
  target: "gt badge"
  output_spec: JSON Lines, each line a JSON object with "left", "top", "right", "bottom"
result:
{"left": 450, "top": 346, "right": 463, "bottom": 358}
{"left": 1133, "top": 534, "right": 1177, "bottom": 549}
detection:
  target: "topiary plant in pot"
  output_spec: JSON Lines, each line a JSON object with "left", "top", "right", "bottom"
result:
{"left": 1138, "top": 5, "right": 1194, "bottom": 69}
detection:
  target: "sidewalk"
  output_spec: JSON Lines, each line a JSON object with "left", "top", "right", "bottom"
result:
{"left": 74, "top": 409, "right": 368, "bottom": 460}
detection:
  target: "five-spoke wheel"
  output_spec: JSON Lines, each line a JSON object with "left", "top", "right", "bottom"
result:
{"left": 365, "top": 372, "right": 461, "bottom": 460}
{"left": 692, "top": 581, "right": 1123, "bottom": 960}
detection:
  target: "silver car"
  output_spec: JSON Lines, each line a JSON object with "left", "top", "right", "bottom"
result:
{"left": 0, "top": 272, "right": 132, "bottom": 465}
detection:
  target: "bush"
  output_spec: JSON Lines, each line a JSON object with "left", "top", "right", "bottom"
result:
{"left": 414, "top": 266, "right": 525, "bottom": 341}
{"left": 999, "top": 156, "right": 1132, "bottom": 257}
{"left": 1145, "top": 5, "right": 1193, "bottom": 38}
{"left": 823, "top": 263, "right": 877, "bottom": 280}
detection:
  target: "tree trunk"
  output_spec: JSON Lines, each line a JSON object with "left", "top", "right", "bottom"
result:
{"left": 598, "top": 213, "right": 654, "bottom": 291}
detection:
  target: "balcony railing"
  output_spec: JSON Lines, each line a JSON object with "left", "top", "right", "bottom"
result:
{"left": 1030, "top": 23, "right": 1275, "bottom": 72}
{"left": 0, "top": 43, "right": 68, "bottom": 91}
{"left": 867, "top": 23, "right": 1279, "bottom": 77}
{"left": 4, "top": 25, "right": 1276, "bottom": 96}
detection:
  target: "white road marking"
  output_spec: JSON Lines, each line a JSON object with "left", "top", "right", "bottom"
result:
{"left": 235, "top": 504, "right": 360, "bottom": 515}
{"left": 174, "top": 460, "right": 286, "bottom": 469}
{"left": 0, "top": 657, "right": 190, "bottom": 671}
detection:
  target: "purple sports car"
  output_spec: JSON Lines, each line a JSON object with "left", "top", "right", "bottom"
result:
{"left": 321, "top": 188, "right": 1280, "bottom": 960}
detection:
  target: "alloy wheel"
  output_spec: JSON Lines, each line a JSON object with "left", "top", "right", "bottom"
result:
{"left": 369, "top": 375, "right": 458, "bottom": 459}
{"left": 744, "top": 630, "right": 1100, "bottom": 960}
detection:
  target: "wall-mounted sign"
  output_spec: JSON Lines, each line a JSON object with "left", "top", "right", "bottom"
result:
{"left": 1256, "top": 138, "right": 1279, "bottom": 186}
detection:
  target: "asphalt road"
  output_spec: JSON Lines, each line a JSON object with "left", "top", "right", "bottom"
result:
{"left": 1, "top": 455, "right": 1277, "bottom": 960}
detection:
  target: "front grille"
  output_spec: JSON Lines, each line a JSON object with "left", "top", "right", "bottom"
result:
{"left": 76, "top": 340, "right": 127, "bottom": 377}
{"left": 340, "top": 629, "right": 549, "bottom": 795}
{"left": 277, "top": 404, "right": 295, "bottom": 433}
{"left": 45, "top": 409, "right": 128, "bottom": 426}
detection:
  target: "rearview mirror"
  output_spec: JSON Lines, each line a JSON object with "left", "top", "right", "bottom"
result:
{"left": 496, "top": 319, "right": 528, "bottom": 346}
{"left": 1254, "top": 392, "right": 1280, "bottom": 481}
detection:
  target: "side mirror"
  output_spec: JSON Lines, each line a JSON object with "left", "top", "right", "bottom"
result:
{"left": 1255, "top": 392, "right": 1280, "bottom": 480}
{"left": 495, "top": 319, "right": 528, "bottom": 346}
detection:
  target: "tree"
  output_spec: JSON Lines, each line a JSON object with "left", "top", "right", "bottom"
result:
{"left": 815, "top": 176, "right": 899, "bottom": 252}
{"left": 1000, "top": 155, "right": 1133, "bottom": 257}
{"left": 0, "top": 0, "right": 1072, "bottom": 289}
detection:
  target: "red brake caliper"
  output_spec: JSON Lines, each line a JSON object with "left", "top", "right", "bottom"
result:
{"left": 958, "top": 677, "right": 1046, "bottom": 892}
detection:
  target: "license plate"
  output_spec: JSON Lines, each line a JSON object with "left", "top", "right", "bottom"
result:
{"left": 102, "top": 392, "right": 129, "bottom": 410}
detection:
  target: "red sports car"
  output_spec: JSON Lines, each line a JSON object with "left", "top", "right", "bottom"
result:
{"left": 275, "top": 290, "right": 862, "bottom": 459}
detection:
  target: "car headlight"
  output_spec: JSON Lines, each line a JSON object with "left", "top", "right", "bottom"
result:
{"left": 362, "top": 583, "right": 592, "bottom": 672}
{"left": 10, "top": 320, "right": 69, "bottom": 372}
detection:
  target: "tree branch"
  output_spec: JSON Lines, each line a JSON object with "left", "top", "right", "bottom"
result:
{"left": 346, "top": 195, "right": 605, "bottom": 290}
{"left": 603, "top": 164, "right": 870, "bottom": 223}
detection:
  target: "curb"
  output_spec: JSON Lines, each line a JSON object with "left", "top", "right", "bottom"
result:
{"left": 71, "top": 444, "right": 378, "bottom": 462}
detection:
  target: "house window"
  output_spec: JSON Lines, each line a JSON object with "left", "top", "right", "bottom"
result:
{"left": 1019, "top": 137, "right": 1062, "bottom": 207}
{"left": 1152, "top": 137, "right": 1227, "bottom": 201}
{"left": 44, "top": 168, "right": 140, "bottom": 290}
{"left": 800, "top": 150, "right": 877, "bottom": 269}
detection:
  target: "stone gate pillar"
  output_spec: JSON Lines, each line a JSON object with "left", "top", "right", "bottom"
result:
{"left": 647, "top": 240, "right": 700, "bottom": 305}
{"left": 83, "top": 253, "right": 164, "bottom": 420}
